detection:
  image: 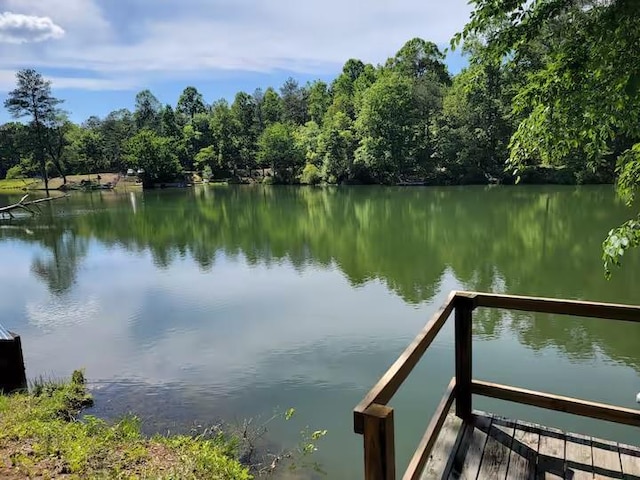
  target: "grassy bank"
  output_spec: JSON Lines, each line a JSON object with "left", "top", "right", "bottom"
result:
{"left": 0, "top": 178, "right": 39, "bottom": 191}
{"left": 0, "top": 174, "right": 125, "bottom": 192}
{"left": 0, "top": 371, "right": 250, "bottom": 479}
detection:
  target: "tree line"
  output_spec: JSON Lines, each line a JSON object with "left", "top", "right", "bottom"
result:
{"left": 1, "top": 33, "right": 623, "bottom": 190}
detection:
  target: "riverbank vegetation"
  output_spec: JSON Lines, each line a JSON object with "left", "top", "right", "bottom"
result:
{"left": 0, "top": 371, "right": 251, "bottom": 479}
{"left": 0, "top": 370, "right": 327, "bottom": 478}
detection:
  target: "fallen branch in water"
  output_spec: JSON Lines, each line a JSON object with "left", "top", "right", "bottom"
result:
{"left": 0, "top": 194, "right": 68, "bottom": 218}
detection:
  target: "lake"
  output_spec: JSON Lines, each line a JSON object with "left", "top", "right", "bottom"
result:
{"left": 1, "top": 185, "right": 639, "bottom": 478}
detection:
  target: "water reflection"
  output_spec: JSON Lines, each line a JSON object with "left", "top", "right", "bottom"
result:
{"left": 1, "top": 186, "right": 639, "bottom": 373}
{"left": 1, "top": 186, "right": 640, "bottom": 476}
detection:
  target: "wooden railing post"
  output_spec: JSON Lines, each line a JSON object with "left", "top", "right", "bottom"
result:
{"left": 363, "top": 403, "right": 396, "bottom": 480}
{"left": 0, "top": 327, "right": 27, "bottom": 394}
{"left": 455, "top": 293, "right": 475, "bottom": 421}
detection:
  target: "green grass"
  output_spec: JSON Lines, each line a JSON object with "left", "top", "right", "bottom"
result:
{"left": 0, "top": 371, "right": 251, "bottom": 479}
{"left": 0, "top": 178, "right": 39, "bottom": 191}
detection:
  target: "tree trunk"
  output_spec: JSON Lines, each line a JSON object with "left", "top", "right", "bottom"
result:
{"left": 32, "top": 113, "right": 49, "bottom": 197}
{"left": 40, "top": 157, "right": 49, "bottom": 197}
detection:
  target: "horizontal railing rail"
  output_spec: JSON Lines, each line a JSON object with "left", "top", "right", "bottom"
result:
{"left": 353, "top": 291, "right": 640, "bottom": 480}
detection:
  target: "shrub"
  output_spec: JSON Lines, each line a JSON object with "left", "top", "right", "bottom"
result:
{"left": 300, "top": 163, "right": 321, "bottom": 185}
{"left": 5, "top": 165, "right": 23, "bottom": 180}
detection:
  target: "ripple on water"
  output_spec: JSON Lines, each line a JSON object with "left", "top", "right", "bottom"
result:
{"left": 26, "top": 296, "right": 101, "bottom": 331}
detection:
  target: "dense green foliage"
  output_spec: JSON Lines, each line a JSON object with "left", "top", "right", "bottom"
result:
{"left": 0, "top": 372, "right": 250, "bottom": 479}
{"left": 455, "top": 0, "right": 640, "bottom": 272}
{"left": 125, "top": 129, "right": 182, "bottom": 187}
{"left": 1, "top": 35, "right": 617, "bottom": 188}
{"left": 3, "top": 69, "right": 64, "bottom": 193}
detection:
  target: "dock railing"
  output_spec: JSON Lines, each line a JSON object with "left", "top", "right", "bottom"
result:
{"left": 353, "top": 291, "right": 640, "bottom": 480}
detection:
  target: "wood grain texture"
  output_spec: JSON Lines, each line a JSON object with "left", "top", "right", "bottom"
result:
{"left": 537, "top": 426, "right": 565, "bottom": 479}
{"left": 404, "top": 378, "right": 456, "bottom": 480}
{"left": 363, "top": 404, "right": 396, "bottom": 480}
{"left": 592, "top": 438, "right": 622, "bottom": 480}
{"left": 506, "top": 420, "right": 540, "bottom": 480}
{"left": 565, "top": 432, "right": 593, "bottom": 480}
{"left": 471, "top": 380, "right": 640, "bottom": 428}
{"left": 454, "top": 296, "right": 473, "bottom": 421}
{"left": 619, "top": 441, "right": 640, "bottom": 478}
{"left": 476, "top": 416, "right": 515, "bottom": 479}
{"left": 419, "top": 410, "right": 463, "bottom": 480}
{"left": 470, "top": 291, "right": 640, "bottom": 323}
{"left": 354, "top": 290, "right": 640, "bottom": 479}
{"left": 446, "top": 414, "right": 490, "bottom": 480}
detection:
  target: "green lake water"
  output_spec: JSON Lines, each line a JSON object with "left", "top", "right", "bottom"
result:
{"left": 0, "top": 185, "right": 639, "bottom": 478}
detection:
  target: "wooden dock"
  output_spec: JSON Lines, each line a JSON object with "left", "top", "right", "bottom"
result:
{"left": 353, "top": 291, "right": 640, "bottom": 480}
{"left": 422, "top": 410, "right": 640, "bottom": 479}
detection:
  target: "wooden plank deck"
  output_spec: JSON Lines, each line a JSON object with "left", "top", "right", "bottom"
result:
{"left": 421, "top": 411, "right": 640, "bottom": 480}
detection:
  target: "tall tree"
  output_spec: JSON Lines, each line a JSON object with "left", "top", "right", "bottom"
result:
{"left": 333, "top": 59, "right": 366, "bottom": 99}
{"left": 161, "top": 105, "right": 181, "bottom": 139}
{"left": 320, "top": 111, "right": 357, "bottom": 183}
{"left": 176, "top": 86, "right": 206, "bottom": 122}
{"left": 252, "top": 88, "right": 265, "bottom": 132}
{"left": 355, "top": 72, "right": 416, "bottom": 182}
{"left": 125, "top": 130, "right": 181, "bottom": 188}
{"left": 434, "top": 62, "right": 513, "bottom": 183}
{"left": 209, "top": 100, "right": 240, "bottom": 175}
{"left": 4, "top": 69, "right": 62, "bottom": 194}
{"left": 45, "top": 114, "right": 74, "bottom": 184}
{"left": 231, "top": 92, "right": 259, "bottom": 173}
{"left": 386, "top": 38, "right": 450, "bottom": 84}
{"left": 134, "top": 89, "right": 162, "bottom": 132}
{"left": 307, "top": 80, "right": 332, "bottom": 125}
{"left": 101, "top": 109, "right": 135, "bottom": 172}
{"left": 261, "top": 87, "right": 283, "bottom": 126}
{"left": 330, "top": 59, "right": 367, "bottom": 120}
{"left": 78, "top": 129, "right": 106, "bottom": 176}
{"left": 257, "top": 122, "right": 303, "bottom": 182}
{"left": 280, "top": 77, "right": 308, "bottom": 125}
{"left": 0, "top": 122, "right": 29, "bottom": 179}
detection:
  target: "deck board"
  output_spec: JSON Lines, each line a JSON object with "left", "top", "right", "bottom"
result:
{"left": 420, "top": 411, "right": 639, "bottom": 480}
{"left": 565, "top": 432, "right": 593, "bottom": 480}
{"left": 619, "top": 442, "right": 640, "bottom": 478}
{"left": 446, "top": 414, "right": 491, "bottom": 480}
{"left": 537, "top": 426, "right": 566, "bottom": 479}
{"left": 592, "top": 438, "right": 622, "bottom": 480}
{"left": 420, "top": 412, "right": 463, "bottom": 480}
{"left": 477, "top": 416, "right": 515, "bottom": 479}
{"left": 506, "top": 420, "right": 540, "bottom": 480}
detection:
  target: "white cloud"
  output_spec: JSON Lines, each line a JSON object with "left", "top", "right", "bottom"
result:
{"left": 0, "top": 69, "right": 134, "bottom": 92}
{"left": 0, "top": 11, "right": 64, "bottom": 43}
{"left": 48, "top": 76, "right": 137, "bottom": 91}
{"left": 0, "top": 0, "right": 472, "bottom": 91}
{"left": 1, "top": 0, "right": 110, "bottom": 38}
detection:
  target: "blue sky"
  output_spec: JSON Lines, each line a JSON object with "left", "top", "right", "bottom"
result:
{"left": 0, "top": 0, "right": 472, "bottom": 124}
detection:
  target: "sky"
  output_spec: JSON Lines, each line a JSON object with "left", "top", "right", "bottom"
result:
{"left": 0, "top": 0, "right": 473, "bottom": 124}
